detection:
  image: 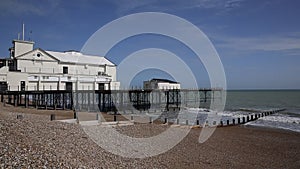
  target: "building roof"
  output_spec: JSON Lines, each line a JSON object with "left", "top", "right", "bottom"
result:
{"left": 45, "top": 50, "right": 115, "bottom": 66}
{"left": 13, "top": 39, "right": 35, "bottom": 44}
{"left": 150, "top": 78, "right": 179, "bottom": 84}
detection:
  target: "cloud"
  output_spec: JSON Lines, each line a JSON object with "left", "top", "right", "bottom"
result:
{"left": 110, "top": 0, "right": 245, "bottom": 16}
{"left": 212, "top": 32, "right": 300, "bottom": 53}
{"left": 0, "top": 0, "right": 61, "bottom": 16}
{"left": 224, "top": 0, "right": 244, "bottom": 9}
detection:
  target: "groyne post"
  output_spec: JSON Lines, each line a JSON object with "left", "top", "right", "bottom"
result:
{"left": 50, "top": 114, "right": 55, "bottom": 121}
{"left": 114, "top": 113, "right": 117, "bottom": 122}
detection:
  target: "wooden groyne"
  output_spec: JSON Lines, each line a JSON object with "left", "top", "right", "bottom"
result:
{"left": 133, "top": 108, "right": 286, "bottom": 128}
{"left": 218, "top": 108, "right": 286, "bottom": 127}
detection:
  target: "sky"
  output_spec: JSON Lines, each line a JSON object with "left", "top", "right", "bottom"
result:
{"left": 0, "top": 0, "right": 300, "bottom": 89}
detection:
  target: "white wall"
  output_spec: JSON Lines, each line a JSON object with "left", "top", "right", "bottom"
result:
{"left": 106, "top": 65, "right": 117, "bottom": 81}
{"left": 6, "top": 72, "right": 28, "bottom": 91}
{"left": 144, "top": 81, "right": 181, "bottom": 90}
{"left": 157, "top": 83, "right": 180, "bottom": 89}
{"left": 110, "top": 81, "right": 120, "bottom": 90}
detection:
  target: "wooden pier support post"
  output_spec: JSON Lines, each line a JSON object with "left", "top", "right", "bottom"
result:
{"left": 164, "top": 118, "right": 168, "bottom": 124}
{"left": 251, "top": 115, "right": 254, "bottom": 121}
{"left": 54, "top": 100, "right": 57, "bottom": 110}
{"left": 88, "top": 91, "right": 91, "bottom": 112}
{"left": 20, "top": 94, "right": 23, "bottom": 106}
{"left": 3, "top": 98, "right": 5, "bottom": 107}
{"left": 25, "top": 94, "right": 28, "bottom": 108}
{"left": 35, "top": 95, "right": 38, "bottom": 109}
{"left": 96, "top": 113, "right": 99, "bottom": 120}
{"left": 62, "top": 93, "right": 66, "bottom": 110}
{"left": 196, "top": 120, "right": 200, "bottom": 125}
{"left": 243, "top": 117, "right": 246, "bottom": 123}
{"left": 247, "top": 116, "right": 250, "bottom": 122}
{"left": 52, "top": 93, "right": 55, "bottom": 110}
{"left": 1, "top": 93, "right": 3, "bottom": 102}
{"left": 73, "top": 110, "right": 77, "bottom": 119}
{"left": 237, "top": 118, "right": 240, "bottom": 124}
{"left": 14, "top": 94, "right": 18, "bottom": 107}
{"left": 227, "top": 120, "right": 230, "bottom": 126}
{"left": 220, "top": 121, "right": 223, "bottom": 126}
{"left": 204, "top": 91, "right": 207, "bottom": 102}
{"left": 8, "top": 95, "right": 12, "bottom": 104}
{"left": 45, "top": 96, "right": 48, "bottom": 110}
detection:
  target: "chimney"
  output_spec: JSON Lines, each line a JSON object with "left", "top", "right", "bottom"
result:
{"left": 11, "top": 40, "right": 34, "bottom": 58}
{"left": 10, "top": 23, "right": 35, "bottom": 58}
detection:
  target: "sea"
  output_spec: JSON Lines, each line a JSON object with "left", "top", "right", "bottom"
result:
{"left": 224, "top": 90, "right": 300, "bottom": 132}
{"left": 158, "top": 90, "right": 300, "bottom": 133}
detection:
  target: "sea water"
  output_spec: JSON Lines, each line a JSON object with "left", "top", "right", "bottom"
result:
{"left": 224, "top": 90, "right": 300, "bottom": 132}
{"left": 183, "top": 90, "right": 300, "bottom": 132}
{"left": 145, "top": 90, "right": 300, "bottom": 132}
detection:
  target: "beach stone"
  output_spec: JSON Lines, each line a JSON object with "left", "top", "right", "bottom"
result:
{"left": 0, "top": 104, "right": 300, "bottom": 168}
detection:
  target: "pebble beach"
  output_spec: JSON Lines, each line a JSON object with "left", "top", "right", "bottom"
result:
{"left": 1, "top": 104, "right": 300, "bottom": 168}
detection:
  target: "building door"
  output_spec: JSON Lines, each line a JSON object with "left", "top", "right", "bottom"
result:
{"left": 66, "top": 82, "right": 72, "bottom": 91}
{"left": 0, "top": 82, "right": 8, "bottom": 91}
{"left": 98, "top": 83, "right": 105, "bottom": 90}
{"left": 20, "top": 81, "right": 26, "bottom": 91}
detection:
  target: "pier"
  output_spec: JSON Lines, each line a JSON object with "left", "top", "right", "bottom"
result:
{"left": 0, "top": 88, "right": 223, "bottom": 112}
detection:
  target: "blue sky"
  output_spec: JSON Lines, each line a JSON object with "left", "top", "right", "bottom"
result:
{"left": 0, "top": 0, "right": 300, "bottom": 89}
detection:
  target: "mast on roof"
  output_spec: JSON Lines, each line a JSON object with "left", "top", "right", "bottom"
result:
{"left": 22, "top": 23, "right": 25, "bottom": 41}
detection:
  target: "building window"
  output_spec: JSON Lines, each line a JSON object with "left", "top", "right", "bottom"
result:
{"left": 63, "top": 66, "right": 68, "bottom": 74}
